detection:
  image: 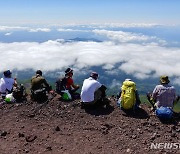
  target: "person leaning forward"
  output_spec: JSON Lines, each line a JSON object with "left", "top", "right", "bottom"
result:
{"left": 31, "top": 70, "right": 52, "bottom": 101}
{"left": 80, "top": 72, "right": 109, "bottom": 108}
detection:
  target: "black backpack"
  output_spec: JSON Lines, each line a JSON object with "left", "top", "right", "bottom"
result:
{"left": 13, "top": 84, "right": 27, "bottom": 102}
{"left": 31, "top": 88, "right": 47, "bottom": 102}
{"left": 55, "top": 77, "right": 67, "bottom": 94}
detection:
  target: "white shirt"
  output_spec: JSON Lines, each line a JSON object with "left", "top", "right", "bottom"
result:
{"left": 81, "top": 77, "right": 102, "bottom": 102}
{"left": 0, "top": 77, "right": 15, "bottom": 96}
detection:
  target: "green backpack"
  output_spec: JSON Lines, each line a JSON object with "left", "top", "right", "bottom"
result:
{"left": 121, "top": 81, "right": 136, "bottom": 109}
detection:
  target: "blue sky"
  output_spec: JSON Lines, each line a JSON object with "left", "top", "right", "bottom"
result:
{"left": 0, "top": 0, "right": 180, "bottom": 25}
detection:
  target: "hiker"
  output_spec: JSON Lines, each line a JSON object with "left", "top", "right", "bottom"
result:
{"left": 80, "top": 72, "right": 109, "bottom": 108}
{"left": 55, "top": 68, "right": 80, "bottom": 100}
{"left": 147, "top": 76, "right": 179, "bottom": 120}
{"left": 0, "top": 70, "right": 17, "bottom": 99}
{"left": 117, "top": 79, "right": 141, "bottom": 110}
{"left": 147, "top": 76, "right": 177, "bottom": 109}
{"left": 31, "top": 70, "right": 52, "bottom": 101}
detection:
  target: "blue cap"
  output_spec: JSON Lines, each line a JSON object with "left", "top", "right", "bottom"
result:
{"left": 4, "top": 70, "right": 12, "bottom": 77}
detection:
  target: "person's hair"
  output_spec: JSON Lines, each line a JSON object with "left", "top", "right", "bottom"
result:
{"left": 90, "top": 72, "right": 99, "bottom": 80}
{"left": 36, "top": 70, "right": 42, "bottom": 76}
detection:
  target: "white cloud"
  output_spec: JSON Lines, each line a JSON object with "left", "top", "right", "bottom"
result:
{"left": 103, "top": 64, "right": 115, "bottom": 70}
{"left": 4, "top": 32, "right": 12, "bottom": 36}
{"left": 58, "top": 23, "right": 160, "bottom": 29}
{"left": 57, "top": 28, "right": 89, "bottom": 32}
{"left": 93, "top": 29, "right": 166, "bottom": 45}
{"left": 0, "top": 26, "right": 29, "bottom": 31}
{"left": 173, "top": 77, "right": 180, "bottom": 86}
{"left": 0, "top": 26, "right": 51, "bottom": 33}
{"left": 105, "top": 69, "right": 119, "bottom": 75}
{"left": 29, "top": 28, "right": 51, "bottom": 32}
{"left": 0, "top": 37, "right": 180, "bottom": 82}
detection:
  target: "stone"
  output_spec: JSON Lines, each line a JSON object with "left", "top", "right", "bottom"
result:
{"left": 46, "top": 146, "right": 52, "bottom": 151}
{"left": 25, "top": 135, "right": 37, "bottom": 142}
{"left": 55, "top": 126, "right": 60, "bottom": 131}
{"left": 18, "top": 133, "right": 25, "bottom": 137}
{"left": 1, "top": 131, "right": 7, "bottom": 136}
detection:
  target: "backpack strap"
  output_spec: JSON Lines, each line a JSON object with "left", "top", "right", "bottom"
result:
{"left": 6, "top": 88, "right": 13, "bottom": 94}
{"left": 61, "top": 77, "right": 67, "bottom": 90}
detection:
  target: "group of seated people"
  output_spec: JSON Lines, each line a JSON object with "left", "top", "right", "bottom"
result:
{"left": 0, "top": 68, "right": 179, "bottom": 120}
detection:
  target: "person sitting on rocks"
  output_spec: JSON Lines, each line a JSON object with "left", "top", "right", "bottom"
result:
{"left": 80, "top": 72, "right": 109, "bottom": 108}
{"left": 56, "top": 68, "right": 80, "bottom": 100}
{"left": 31, "top": 70, "right": 52, "bottom": 101}
{"left": 0, "top": 70, "right": 17, "bottom": 99}
{"left": 147, "top": 76, "right": 178, "bottom": 109}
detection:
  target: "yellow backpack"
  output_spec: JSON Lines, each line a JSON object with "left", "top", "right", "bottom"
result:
{"left": 121, "top": 81, "right": 136, "bottom": 109}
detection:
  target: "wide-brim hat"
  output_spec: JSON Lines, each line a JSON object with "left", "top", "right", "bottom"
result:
{"left": 160, "top": 76, "right": 170, "bottom": 84}
{"left": 65, "top": 68, "right": 73, "bottom": 74}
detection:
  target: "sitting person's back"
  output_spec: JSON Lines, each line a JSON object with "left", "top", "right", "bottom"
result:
{"left": 81, "top": 72, "right": 108, "bottom": 108}
{"left": 56, "top": 68, "right": 80, "bottom": 100}
{"left": 147, "top": 76, "right": 178, "bottom": 121}
{"left": 31, "top": 70, "right": 51, "bottom": 91}
{"left": 0, "top": 70, "right": 17, "bottom": 99}
{"left": 152, "top": 76, "right": 176, "bottom": 108}
{"left": 31, "top": 70, "right": 51, "bottom": 101}
{"left": 31, "top": 75, "right": 46, "bottom": 91}
{"left": 81, "top": 74, "right": 102, "bottom": 102}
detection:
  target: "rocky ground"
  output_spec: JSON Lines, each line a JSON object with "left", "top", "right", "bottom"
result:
{"left": 0, "top": 95, "right": 180, "bottom": 154}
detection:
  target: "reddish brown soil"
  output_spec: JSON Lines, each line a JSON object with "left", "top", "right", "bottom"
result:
{"left": 0, "top": 96, "right": 179, "bottom": 154}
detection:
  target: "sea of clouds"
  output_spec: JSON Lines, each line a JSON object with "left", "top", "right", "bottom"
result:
{"left": 0, "top": 24, "right": 180, "bottom": 85}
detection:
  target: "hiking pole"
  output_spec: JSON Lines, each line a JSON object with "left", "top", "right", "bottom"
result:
{"left": 146, "top": 94, "right": 156, "bottom": 111}
{"left": 149, "top": 99, "right": 156, "bottom": 111}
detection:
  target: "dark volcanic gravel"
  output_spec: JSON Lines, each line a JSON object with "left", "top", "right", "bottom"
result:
{"left": 0, "top": 96, "right": 179, "bottom": 154}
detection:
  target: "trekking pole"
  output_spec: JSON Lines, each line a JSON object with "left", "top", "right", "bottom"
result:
{"left": 146, "top": 93, "right": 156, "bottom": 111}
